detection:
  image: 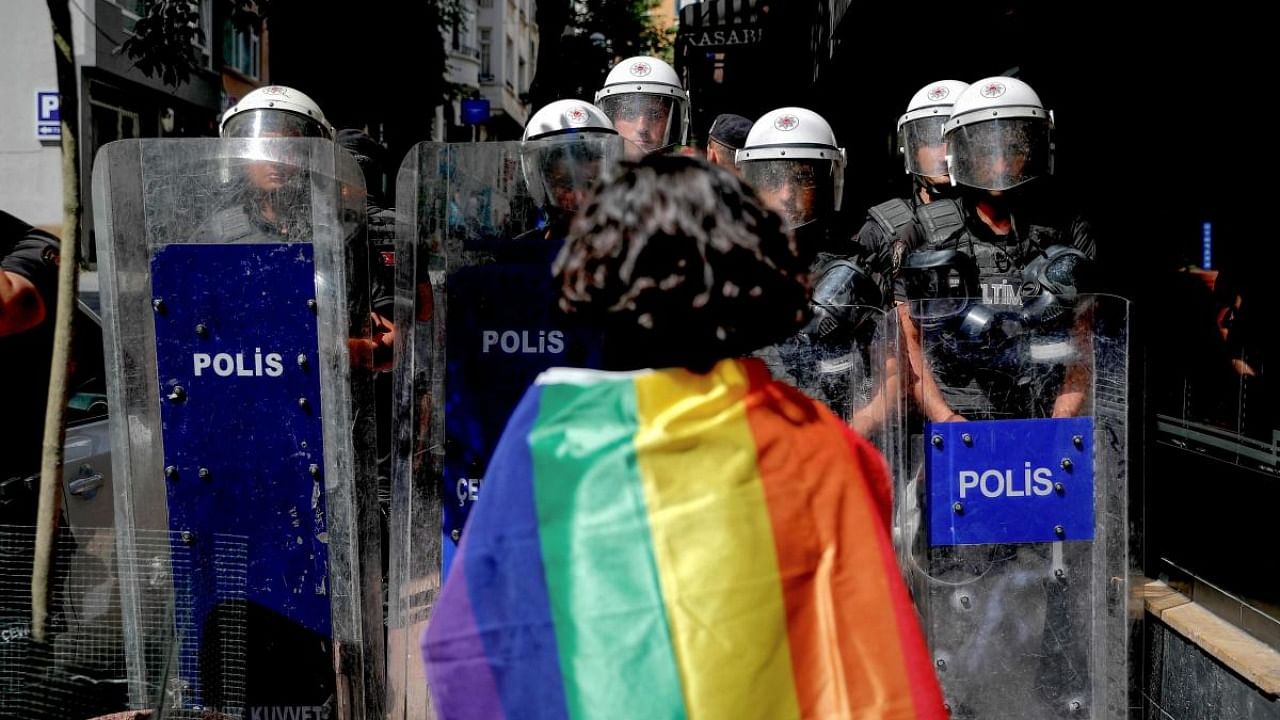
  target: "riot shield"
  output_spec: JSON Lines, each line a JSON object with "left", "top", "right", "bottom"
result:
{"left": 387, "top": 137, "right": 622, "bottom": 718}
{"left": 92, "top": 138, "right": 384, "bottom": 719}
{"left": 758, "top": 304, "right": 902, "bottom": 442}
{"left": 892, "top": 294, "right": 1129, "bottom": 719}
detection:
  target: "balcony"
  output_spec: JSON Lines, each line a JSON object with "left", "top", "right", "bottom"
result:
{"left": 450, "top": 43, "right": 481, "bottom": 61}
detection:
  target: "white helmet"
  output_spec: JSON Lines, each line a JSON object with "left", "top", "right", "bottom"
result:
{"left": 594, "top": 56, "right": 690, "bottom": 154}
{"left": 897, "top": 80, "right": 969, "bottom": 178}
{"left": 521, "top": 100, "right": 621, "bottom": 216}
{"left": 523, "top": 99, "right": 616, "bottom": 141}
{"left": 220, "top": 85, "right": 333, "bottom": 139}
{"left": 943, "top": 76, "right": 1053, "bottom": 191}
{"left": 736, "top": 108, "right": 846, "bottom": 228}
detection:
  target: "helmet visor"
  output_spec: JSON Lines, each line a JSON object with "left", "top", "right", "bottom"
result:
{"left": 522, "top": 134, "right": 622, "bottom": 215}
{"left": 223, "top": 109, "right": 330, "bottom": 140}
{"left": 900, "top": 115, "right": 949, "bottom": 177}
{"left": 946, "top": 117, "right": 1050, "bottom": 191}
{"left": 741, "top": 159, "right": 833, "bottom": 229}
{"left": 597, "top": 94, "right": 678, "bottom": 155}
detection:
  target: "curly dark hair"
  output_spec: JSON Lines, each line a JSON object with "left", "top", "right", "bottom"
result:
{"left": 554, "top": 153, "right": 810, "bottom": 372}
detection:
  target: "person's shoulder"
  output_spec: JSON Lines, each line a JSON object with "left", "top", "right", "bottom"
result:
{"left": 190, "top": 204, "right": 254, "bottom": 243}
{"left": 1, "top": 212, "right": 60, "bottom": 287}
{"left": 861, "top": 197, "right": 917, "bottom": 236}
{"left": 1, "top": 211, "right": 58, "bottom": 254}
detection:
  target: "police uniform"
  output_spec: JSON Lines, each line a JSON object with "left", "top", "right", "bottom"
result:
{"left": 857, "top": 187, "right": 1096, "bottom": 419}
{"left": 760, "top": 216, "right": 884, "bottom": 421}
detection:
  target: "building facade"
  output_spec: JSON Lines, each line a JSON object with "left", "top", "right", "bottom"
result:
{"left": 1, "top": 0, "right": 265, "bottom": 261}
{"left": 474, "top": 0, "right": 538, "bottom": 139}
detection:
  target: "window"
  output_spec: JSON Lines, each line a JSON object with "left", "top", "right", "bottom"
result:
{"left": 1150, "top": 252, "right": 1280, "bottom": 645}
{"left": 67, "top": 299, "right": 108, "bottom": 426}
{"left": 518, "top": 57, "right": 526, "bottom": 93}
{"left": 479, "top": 28, "right": 492, "bottom": 78}
{"left": 506, "top": 36, "right": 515, "bottom": 89}
{"left": 90, "top": 100, "right": 141, "bottom": 160}
{"left": 222, "top": 19, "right": 261, "bottom": 79}
{"left": 114, "top": 0, "right": 147, "bottom": 34}
{"left": 196, "top": 0, "right": 212, "bottom": 69}
{"left": 117, "top": 0, "right": 211, "bottom": 68}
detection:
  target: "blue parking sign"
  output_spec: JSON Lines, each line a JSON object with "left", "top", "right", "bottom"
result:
{"left": 37, "top": 91, "right": 60, "bottom": 141}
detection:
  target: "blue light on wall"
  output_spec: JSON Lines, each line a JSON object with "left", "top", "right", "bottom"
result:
{"left": 1202, "top": 221, "right": 1213, "bottom": 270}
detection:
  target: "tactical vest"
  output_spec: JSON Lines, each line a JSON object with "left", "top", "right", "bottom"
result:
{"left": 912, "top": 198, "right": 1068, "bottom": 308}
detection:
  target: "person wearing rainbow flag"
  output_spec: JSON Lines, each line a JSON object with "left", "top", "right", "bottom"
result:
{"left": 421, "top": 153, "right": 946, "bottom": 719}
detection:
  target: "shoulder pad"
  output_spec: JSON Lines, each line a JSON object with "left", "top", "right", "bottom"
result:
{"left": 867, "top": 198, "right": 916, "bottom": 239}
{"left": 916, "top": 199, "right": 966, "bottom": 246}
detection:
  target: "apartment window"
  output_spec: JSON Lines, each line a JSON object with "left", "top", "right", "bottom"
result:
{"left": 118, "top": 0, "right": 211, "bottom": 68}
{"left": 518, "top": 57, "right": 527, "bottom": 93}
{"left": 478, "top": 0, "right": 493, "bottom": 7}
{"left": 222, "top": 19, "right": 261, "bottom": 79}
{"left": 115, "top": 0, "right": 147, "bottom": 34}
{"left": 506, "top": 36, "right": 515, "bottom": 88}
{"left": 479, "top": 28, "right": 492, "bottom": 78}
{"left": 196, "top": 0, "right": 212, "bottom": 69}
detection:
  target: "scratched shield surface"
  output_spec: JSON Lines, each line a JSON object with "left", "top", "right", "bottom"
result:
{"left": 93, "top": 138, "right": 385, "bottom": 716}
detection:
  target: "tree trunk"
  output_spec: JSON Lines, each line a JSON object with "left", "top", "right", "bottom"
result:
{"left": 33, "top": 0, "right": 82, "bottom": 643}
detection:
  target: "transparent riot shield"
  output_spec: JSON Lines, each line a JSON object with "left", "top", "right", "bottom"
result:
{"left": 892, "top": 294, "right": 1129, "bottom": 719}
{"left": 387, "top": 137, "right": 621, "bottom": 718}
{"left": 758, "top": 304, "right": 903, "bottom": 445}
{"left": 92, "top": 138, "right": 384, "bottom": 719}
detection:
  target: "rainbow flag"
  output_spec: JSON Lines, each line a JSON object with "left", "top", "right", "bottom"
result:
{"left": 422, "top": 358, "right": 944, "bottom": 719}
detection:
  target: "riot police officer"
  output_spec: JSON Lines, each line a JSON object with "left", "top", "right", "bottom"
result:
{"left": 221, "top": 84, "right": 333, "bottom": 140}
{"left": 738, "top": 108, "right": 887, "bottom": 425}
{"left": 853, "top": 80, "right": 970, "bottom": 302}
{"left": 595, "top": 56, "right": 690, "bottom": 158}
{"left": 520, "top": 100, "right": 619, "bottom": 243}
{"left": 434, "top": 101, "right": 622, "bottom": 570}
{"left": 896, "top": 76, "right": 1097, "bottom": 421}
{"left": 888, "top": 78, "right": 1109, "bottom": 720}
{"left": 93, "top": 81, "right": 385, "bottom": 715}
{"left": 198, "top": 85, "right": 335, "bottom": 244}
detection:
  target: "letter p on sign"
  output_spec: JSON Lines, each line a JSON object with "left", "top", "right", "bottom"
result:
{"left": 40, "top": 93, "right": 59, "bottom": 121}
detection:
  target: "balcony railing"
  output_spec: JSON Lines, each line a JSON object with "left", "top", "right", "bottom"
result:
{"left": 450, "top": 44, "right": 481, "bottom": 60}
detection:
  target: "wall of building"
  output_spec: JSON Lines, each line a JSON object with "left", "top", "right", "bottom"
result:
{"left": 476, "top": 0, "right": 537, "bottom": 138}
{"left": 0, "top": 0, "right": 94, "bottom": 233}
{"left": 1143, "top": 619, "right": 1280, "bottom": 719}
